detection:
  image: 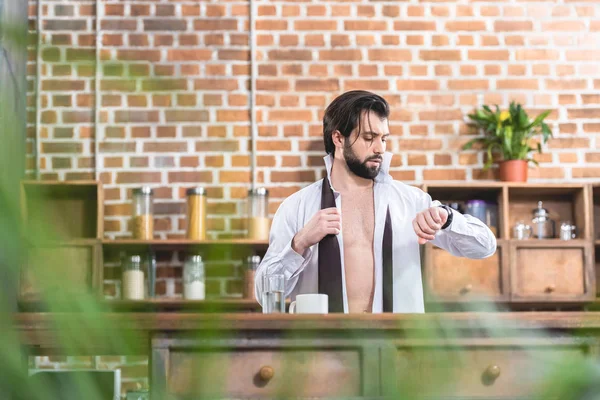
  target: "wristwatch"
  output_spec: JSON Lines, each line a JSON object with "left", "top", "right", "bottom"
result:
{"left": 437, "top": 205, "right": 453, "bottom": 230}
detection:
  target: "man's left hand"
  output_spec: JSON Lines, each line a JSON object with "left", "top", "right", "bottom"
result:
{"left": 412, "top": 206, "right": 449, "bottom": 245}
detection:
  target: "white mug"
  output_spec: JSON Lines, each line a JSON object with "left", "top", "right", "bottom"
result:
{"left": 289, "top": 294, "right": 328, "bottom": 314}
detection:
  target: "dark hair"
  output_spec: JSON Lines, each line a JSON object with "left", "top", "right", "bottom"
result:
{"left": 323, "top": 90, "right": 390, "bottom": 155}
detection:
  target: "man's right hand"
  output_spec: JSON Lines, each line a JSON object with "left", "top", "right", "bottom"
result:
{"left": 292, "top": 207, "right": 341, "bottom": 255}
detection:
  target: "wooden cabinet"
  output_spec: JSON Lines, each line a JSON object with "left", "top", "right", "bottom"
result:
{"left": 423, "top": 183, "right": 596, "bottom": 306}
{"left": 151, "top": 337, "right": 376, "bottom": 399}
{"left": 388, "top": 340, "right": 589, "bottom": 399}
{"left": 149, "top": 327, "right": 595, "bottom": 400}
{"left": 19, "top": 181, "right": 104, "bottom": 301}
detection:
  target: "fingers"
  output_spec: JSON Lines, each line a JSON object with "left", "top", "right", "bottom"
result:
{"left": 322, "top": 207, "right": 340, "bottom": 215}
{"left": 423, "top": 209, "right": 442, "bottom": 231}
{"left": 417, "top": 213, "right": 436, "bottom": 235}
{"left": 413, "top": 218, "right": 435, "bottom": 242}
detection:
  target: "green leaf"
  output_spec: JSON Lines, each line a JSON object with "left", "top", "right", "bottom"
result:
{"left": 527, "top": 110, "right": 551, "bottom": 130}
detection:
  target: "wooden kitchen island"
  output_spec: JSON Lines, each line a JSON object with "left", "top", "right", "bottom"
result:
{"left": 14, "top": 312, "right": 600, "bottom": 399}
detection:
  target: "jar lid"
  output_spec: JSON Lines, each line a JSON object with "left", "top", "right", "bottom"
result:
{"left": 466, "top": 199, "right": 487, "bottom": 206}
{"left": 187, "top": 254, "right": 202, "bottom": 263}
{"left": 533, "top": 201, "right": 549, "bottom": 217}
{"left": 133, "top": 186, "right": 153, "bottom": 195}
{"left": 186, "top": 187, "right": 206, "bottom": 196}
{"left": 248, "top": 187, "right": 269, "bottom": 196}
{"left": 247, "top": 255, "right": 261, "bottom": 264}
{"left": 129, "top": 255, "right": 141, "bottom": 262}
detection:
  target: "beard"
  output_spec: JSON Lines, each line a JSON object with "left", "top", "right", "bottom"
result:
{"left": 343, "top": 144, "right": 382, "bottom": 180}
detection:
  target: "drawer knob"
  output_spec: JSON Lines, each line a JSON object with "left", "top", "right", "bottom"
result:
{"left": 545, "top": 284, "right": 556, "bottom": 293}
{"left": 484, "top": 365, "right": 501, "bottom": 381}
{"left": 259, "top": 366, "right": 274, "bottom": 382}
{"left": 460, "top": 284, "right": 473, "bottom": 295}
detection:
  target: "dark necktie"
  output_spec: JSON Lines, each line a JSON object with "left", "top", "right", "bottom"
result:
{"left": 318, "top": 175, "right": 394, "bottom": 313}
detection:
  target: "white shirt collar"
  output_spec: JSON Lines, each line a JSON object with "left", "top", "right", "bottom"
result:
{"left": 323, "top": 151, "right": 394, "bottom": 188}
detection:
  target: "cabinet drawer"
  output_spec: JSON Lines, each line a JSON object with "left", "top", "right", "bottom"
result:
{"left": 394, "top": 344, "right": 586, "bottom": 399}
{"left": 511, "top": 244, "right": 593, "bottom": 301}
{"left": 167, "top": 348, "right": 362, "bottom": 398}
{"left": 426, "top": 245, "right": 504, "bottom": 301}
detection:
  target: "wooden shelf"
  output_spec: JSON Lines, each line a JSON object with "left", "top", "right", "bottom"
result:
{"left": 509, "top": 239, "right": 590, "bottom": 247}
{"left": 19, "top": 298, "right": 265, "bottom": 313}
{"left": 102, "top": 239, "right": 269, "bottom": 247}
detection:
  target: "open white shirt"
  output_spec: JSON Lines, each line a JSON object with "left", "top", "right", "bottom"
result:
{"left": 255, "top": 152, "right": 497, "bottom": 313}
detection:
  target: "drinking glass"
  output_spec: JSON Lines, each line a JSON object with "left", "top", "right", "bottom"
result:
{"left": 262, "top": 274, "right": 285, "bottom": 314}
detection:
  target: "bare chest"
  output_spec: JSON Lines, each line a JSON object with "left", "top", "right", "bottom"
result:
{"left": 340, "top": 190, "right": 375, "bottom": 244}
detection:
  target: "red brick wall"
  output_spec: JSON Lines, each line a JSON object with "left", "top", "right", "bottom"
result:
{"left": 26, "top": 0, "right": 600, "bottom": 390}
{"left": 28, "top": 0, "right": 600, "bottom": 242}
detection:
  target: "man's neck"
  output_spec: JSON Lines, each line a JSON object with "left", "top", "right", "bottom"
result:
{"left": 330, "top": 157, "right": 373, "bottom": 192}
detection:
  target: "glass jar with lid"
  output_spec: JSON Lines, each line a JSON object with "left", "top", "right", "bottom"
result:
{"left": 247, "top": 188, "right": 270, "bottom": 240}
{"left": 186, "top": 187, "right": 207, "bottom": 240}
{"left": 132, "top": 186, "right": 154, "bottom": 240}
{"left": 531, "top": 201, "right": 555, "bottom": 239}
{"left": 122, "top": 255, "right": 145, "bottom": 300}
{"left": 243, "top": 255, "right": 261, "bottom": 301}
{"left": 183, "top": 254, "right": 205, "bottom": 300}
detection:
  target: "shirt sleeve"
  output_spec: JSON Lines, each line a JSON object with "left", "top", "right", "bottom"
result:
{"left": 254, "top": 194, "right": 314, "bottom": 304}
{"left": 418, "top": 190, "right": 497, "bottom": 259}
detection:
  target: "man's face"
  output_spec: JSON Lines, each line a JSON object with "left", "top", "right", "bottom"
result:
{"left": 343, "top": 111, "right": 390, "bottom": 179}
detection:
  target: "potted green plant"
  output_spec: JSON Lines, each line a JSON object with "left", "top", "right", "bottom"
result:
{"left": 462, "top": 102, "right": 552, "bottom": 182}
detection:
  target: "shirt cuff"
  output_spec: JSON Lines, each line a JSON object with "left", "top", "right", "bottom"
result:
{"left": 278, "top": 239, "right": 312, "bottom": 280}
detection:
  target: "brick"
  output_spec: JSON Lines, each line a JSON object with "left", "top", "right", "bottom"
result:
{"left": 418, "top": 109, "right": 462, "bottom": 121}
{"left": 394, "top": 21, "right": 436, "bottom": 31}
{"left": 117, "top": 50, "right": 161, "bottom": 62}
{"left": 396, "top": 80, "right": 439, "bottom": 91}
{"left": 100, "top": 143, "right": 135, "bottom": 155}
{"left": 389, "top": 171, "right": 416, "bottom": 181}
{"left": 219, "top": 171, "right": 251, "bottom": 183}
{"left": 43, "top": 20, "right": 86, "bottom": 31}
{"left": 345, "top": 80, "right": 389, "bottom": 91}
{"left": 420, "top": 50, "right": 461, "bottom": 61}
{"left": 216, "top": 110, "right": 249, "bottom": 122}
{"left": 446, "top": 21, "right": 486, "bottom": 31}
{"left": 115, "top": 110, "right": 159, "bottom": 123}
{"left": 496, "top": 80, "right": 539, "bottom": 90}
{"left": 423, "top": 169, "right": 466, "bottom": 181}
{"left": 368, "top": 49, "right": 411, "bottom": 61}
{"left": 168, "top": 49, "right": 211, "bottom": 61}
{"left": 548, "top": 138, "right": 590, "bottom": 148}
{"left": 344, "top": 20, "right": 387, "bottom": 30}
{"left": 269, "top": 110, "right": 312, "bottom": 122}
{"left": 194, "top": 79, "right": 238, "bottom": 91}
{"left": 256, "top": 20, "right": 287, "bottom": 30}
{"left": 42, "top": 80, "right": 84, "bottom": 91}
{"left": 515, "top": 49, "right": 560, "bottom": 61}
{"left": 319, "top": 50, "right": 362, "bottom": 61}
{"left": 572, "top": 168, "right": 600, "bottom": 178}
{"left": 63, "top": 111, "right": 93, "bottom": 123}
{"left": 165, "top": 110, "right": 209, "bottom": 122}
{"left": 143, "top": 19, "right": 186, "bottom": 31}
{"left": 268, "top": 50, "right": 312, "bottom": 61}
{"left": 584, "top": 123, "right": 600, "bottom": 133}
{"left": 116, "top": 172, "right": 161, "bottom": 184}
{"left": 568, "top": 109, "right": 600, "bottom": 119}
{"left": 542, "top": 21, "right": 585, "bottom": 31}
{"left": 398, "top": 139, "right": 443, "bottom": 151}
{"left": 294, "top": 20, "right": 337, "bottom": 31}
{"left": 546, "top": 80, "right": 587, "bottom": 90}
{"left": 468, "top": 50, "right": 509, "bottom": 60}
{"left": 195, "top": 141, "right": 239, "bottom": 152}
{"left": 142, "top": 79, "right": 187, "bottom": 92}
{"left": 257, "top": 140, "right": 292, "bottom": 151}
{"left": 41, "top": 142, "right": 82, "bottom": 154}
{"left": 168, "top": 172, "right": 212, "bottom": 183}
{"left": 101, "top": 20, "right": 137, "bottom": 31}
{"left": 256, "top": 79, "right": 290, "bottom": 91}
{"left": 293, "top": 79, "right": 338, "bottom": 92}
{"left": 271, "top": 170, "right": 315, "bottom": 183}
{"left": 143, "top": 142, "right": 188, "bottom": 153}
{"left": 494, "top": 21, "right": 533, "bottom": 31}
{"left": 448, "top": 80, "right": 489, "bottom": 90}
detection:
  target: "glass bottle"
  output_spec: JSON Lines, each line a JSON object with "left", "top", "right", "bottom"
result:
{"left": 122, "top": 255, "right": 145, "bottom": 300}
{"left": 186, "top": 187, "right": 207, "bottom": 240}
{"left": 132, "top": 187, "right": 154, "bottom": 240}
{"left": 247, "top": 188, "right": 270, "bottom": 240}
{"left": 243, "top": 255, "right": 261, "bottom": 301}
{"left": 183, "top": 255, "right": 205, "bottom": 300}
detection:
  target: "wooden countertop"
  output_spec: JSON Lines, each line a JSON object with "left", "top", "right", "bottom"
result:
{"left": 13, "top": 312, "right": 600, "bottom": 355}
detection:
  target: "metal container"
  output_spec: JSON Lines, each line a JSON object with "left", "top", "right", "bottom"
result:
{"left": 560, "top": 221, "right": 577, "bottom": 241}
{"left": 531, "top": 201, "right": 555, "bottom": 239}
{"left": 186, "top": 187, "right": 207, "bottom": 240}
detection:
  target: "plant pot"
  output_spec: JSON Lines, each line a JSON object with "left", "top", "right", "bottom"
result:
{"left": 499, "top": 160, "right": 528, "bottom": 182}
